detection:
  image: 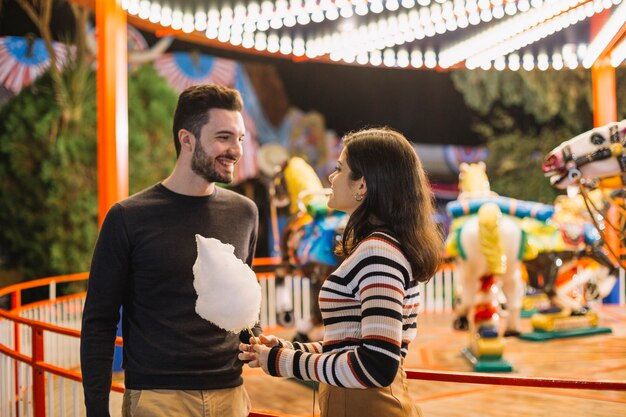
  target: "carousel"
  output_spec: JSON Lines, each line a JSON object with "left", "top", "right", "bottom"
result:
{"left": 0, "top": 1, "right": 625, "bottom": 416}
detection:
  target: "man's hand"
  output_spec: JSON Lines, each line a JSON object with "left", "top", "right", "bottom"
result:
{"left": 238, "top": 334, "right": 280, "bottom": 369}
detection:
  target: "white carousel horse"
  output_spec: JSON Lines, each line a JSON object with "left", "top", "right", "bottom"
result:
{"left": 447, "top": 162, "right": 526, "bottom": 337}
{"left": 449, "top": 161, "right": 618, "bottom": 342}
{"left": 543, "top": 120, "right": 626, "bottom": 189}
{"left": 541, "top": 121, "right": 625, "bottom": 307}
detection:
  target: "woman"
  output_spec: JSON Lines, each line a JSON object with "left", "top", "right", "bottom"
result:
{"left": 240, "top": 127, "right": 442, "bottom": 417}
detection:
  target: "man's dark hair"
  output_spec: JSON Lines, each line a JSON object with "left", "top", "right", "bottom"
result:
{"left": 172, "top": 84, "right": 243, "bottom": 157}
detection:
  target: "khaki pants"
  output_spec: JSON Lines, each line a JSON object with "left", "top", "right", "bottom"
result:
{"left": 122, "top": 386, "right": 251, "bottom": 417}
{"left": 319, "top": 366, "right": 423, "bottom": 417}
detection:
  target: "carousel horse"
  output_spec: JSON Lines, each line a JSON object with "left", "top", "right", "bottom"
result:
{"left": 543, "top": 119, "right": 626, "bottom": 189}
{"left": 446, "top": 163, "right": 617, "bottom": 341}
{"left": 271, "top": 156, "right": 347, "bottom": 338}
{"left": 542, "top": 120, "right": 625, "bottom": 301}
{"left": 446, "top": 162, "right": 528, "bottom": 340}
{"left": 542, "top": 120, "right": 626, "bottom": 252}
{"left": 521, "top": 193, "right": 617, "bottom": 313}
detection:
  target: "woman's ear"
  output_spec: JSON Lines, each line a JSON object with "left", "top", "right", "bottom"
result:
{"left": 357, "top": 177, "right": 367, "bottom": 195}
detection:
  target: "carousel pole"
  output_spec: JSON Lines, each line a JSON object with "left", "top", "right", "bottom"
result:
{"left": 589, "top": 10, "right": 626, "bottom": 300}
{"left": 594, "top": 54, "right": 621, "bottom": 271}
{"left": 96, "top": 0, "right": 128, "bottom": 227}
{"left": 590, "top": 11, "right": 618, "bottom": 127}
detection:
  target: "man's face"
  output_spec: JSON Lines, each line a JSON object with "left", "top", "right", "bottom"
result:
{"left": 191, "top": 108, "right": 245, "bottom": 184}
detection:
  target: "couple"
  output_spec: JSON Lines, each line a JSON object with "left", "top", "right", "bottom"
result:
{"left": 81, "top": 84, "right": 442, "bottom": 417}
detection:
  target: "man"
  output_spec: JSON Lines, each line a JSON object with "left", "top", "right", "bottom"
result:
{"left": 81, "top": 84, "right": 259, "bottom": 417}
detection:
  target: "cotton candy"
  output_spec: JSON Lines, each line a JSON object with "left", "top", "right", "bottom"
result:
{"left": 192, "top": 235, "right": 261, "bottom": 333}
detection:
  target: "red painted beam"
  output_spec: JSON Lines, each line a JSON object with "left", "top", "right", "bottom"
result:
{"left": 405, "top": 369, "right": 626, "bottom": 390}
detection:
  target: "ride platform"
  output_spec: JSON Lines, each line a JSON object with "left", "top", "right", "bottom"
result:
{"left": 243, "top": 309, "right": 626, "bottom": 417}
{"left": 519, "top": 326, "right": 613, "bottom": 341}
{"left": 461, "top": 347, "right": 514, "bottom": 372}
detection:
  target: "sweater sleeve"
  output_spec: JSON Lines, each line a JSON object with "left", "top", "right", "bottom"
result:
{"left": 267, "top": 246, "right": 406, "bottom": 388}
{"left": 80, "top": 205, "right": 130, "bottom": 417}
{"left": 287, "top": 340, "right": 324, "bottom": 353}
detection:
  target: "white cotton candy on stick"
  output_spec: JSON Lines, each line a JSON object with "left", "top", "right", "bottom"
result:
{"left": 192, "top": 235, "right": 261, "bottom": 334}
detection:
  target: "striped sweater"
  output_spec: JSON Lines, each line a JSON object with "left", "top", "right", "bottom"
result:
{"left": 267, "top": 232, "right": 420, "bottom": 388}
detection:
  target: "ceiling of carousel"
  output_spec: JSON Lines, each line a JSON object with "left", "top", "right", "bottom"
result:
{"left": 118, "top": 0, "right": 625, "bottom": 70}
{"left": 1, "top": 0, "right": 624, "bottom": 147}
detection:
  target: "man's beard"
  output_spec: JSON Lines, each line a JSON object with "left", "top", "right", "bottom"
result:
{"left": 191, "top": 141, "right": 236, "bottom": 184}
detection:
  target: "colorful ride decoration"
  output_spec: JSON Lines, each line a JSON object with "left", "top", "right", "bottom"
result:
{"left": 446, "top": 163, "right": 617, "bottom": 368}
{"left": 154, "top": 52, "right": 236, "bottom": 91}
{"left": 461, "top": 274, "right": 512, "bottom": 372}
{"left": 0, "top": 36, "right": 68, "bottom": 93}
{"left": 279, "top": 156, "right": 346, "bottom": 269}
{"left": 446, "top": 163, "right": 527, "bottom": 371}
{"left": 446, "top": 163, "right": 535, "bottom": 332}
{"left": 0, "top": 28, "right": 165, "bottom": 95}
{"left": 519, "top": 194, "right": 616, "bottom": 340}
{"left": 271, "top": 156, "right": 347, "bottom": 333}
{"left": 522, "top": 192, "right": 618, "bottom": 312}
{"left": 522, "top": 266, "right": 612, "bottom": 341}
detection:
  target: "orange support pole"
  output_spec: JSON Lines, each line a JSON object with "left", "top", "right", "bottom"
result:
{"left": 591, "top": 59, "right": 617, "bottom": 127}
{"left": 590, "top": 11, "right": 618, "bottom": 127}
{"left": 96, "top": 0, "right": 128, "bottom": 227}
{"left": 590, "top": 13, "right": 620, "bottom": 260}
{"left": 31, "top": 326, "right": 45, "bottom": 417}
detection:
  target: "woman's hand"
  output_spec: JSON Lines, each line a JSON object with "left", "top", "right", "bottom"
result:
{"left": 252, "top": 341, "right": 272, "bottom": 374}
{"left": 238, "top": 334, "right": 280, "bottom": 368}
{"left": 256, "top": 334, "right": 281, "bottom": 347}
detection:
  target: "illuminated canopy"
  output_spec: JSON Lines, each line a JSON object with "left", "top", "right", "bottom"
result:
{"left": 121, "top": 0, "right": 626, "bottom": 71}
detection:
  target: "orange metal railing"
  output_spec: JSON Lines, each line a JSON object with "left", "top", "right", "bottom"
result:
{"left": 1, "top": 261, "right": 624, "bottom": 417}
{"left": 0, "top": 273, "right": 125, "bottom": 417}
{"left": 0, "top": 260, "right": 306, "bottom": 417}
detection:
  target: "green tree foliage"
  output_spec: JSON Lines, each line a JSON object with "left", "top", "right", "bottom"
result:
{"left": 0, "top": 64, "right": 177, "bottom": 279}
{"left": 451, "top": 68, "right": 626, "bottom": 203}
{"left": 128, "top": 65, "right": 177, "bottom": 193}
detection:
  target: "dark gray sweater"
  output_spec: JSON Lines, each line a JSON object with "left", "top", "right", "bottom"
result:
{"left": 80, "top": 183, "right": 258, "bottom": 416}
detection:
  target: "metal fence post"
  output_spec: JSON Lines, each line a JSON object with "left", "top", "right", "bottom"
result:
{"left": 11, "top": 291, "right": 21, "bottom": 417}
{"left": 32, "top": 325, "right": 45, "bottom": 417}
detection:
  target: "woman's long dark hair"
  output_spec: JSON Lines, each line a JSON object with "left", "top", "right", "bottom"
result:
{"left": 337, "top": 127, "right": 443, "bottom": 283}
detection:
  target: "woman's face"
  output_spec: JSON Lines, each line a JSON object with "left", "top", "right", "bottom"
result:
{"left": 328, "top": 149, "right": 366, "bottom": 215}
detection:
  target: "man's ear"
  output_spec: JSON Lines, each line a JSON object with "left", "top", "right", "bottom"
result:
{"left": 178, "top": 129, "right": 195, "bottom": 153}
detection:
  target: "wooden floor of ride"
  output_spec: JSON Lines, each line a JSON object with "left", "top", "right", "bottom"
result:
{"left": 243, "top": 305, "right": 626, "bottom": 417}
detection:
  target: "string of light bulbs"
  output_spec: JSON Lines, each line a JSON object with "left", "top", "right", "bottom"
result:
{"left": 465, "top": 0, "right": 620, "bottom": 69}
{"left": 121, "top": 0, "right": 624, "bottom": 70}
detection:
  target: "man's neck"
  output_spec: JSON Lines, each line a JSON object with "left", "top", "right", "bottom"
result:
{"left": 162, "top": 165, "right": 216, "bottom": 196}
